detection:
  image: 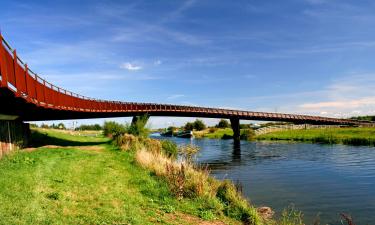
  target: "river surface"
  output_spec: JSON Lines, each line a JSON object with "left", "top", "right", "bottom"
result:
{"left": 153, "top": 135, "right": 375, "bottom": 225}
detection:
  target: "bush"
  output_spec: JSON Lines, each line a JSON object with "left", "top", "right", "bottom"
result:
{"left": 103, "top": 121, "right": 127, "bottom": 137}
{"left": 194, "top": 119, "right": 206, "bottom": 131}
{"left": 216, "top": 180, "right": 261, "bottom": 224}
{"left": 240, "top": 129, "right": 255, "bottom": 141}
{"left": 184, "top": 122, "right": 194, "bottom": 131}
{"left": 209, "top": 127, "right": 218, "bottom": 133}
{"left": 217, "top": 119, "right": 230, "bottom": 128}
{"left": 179, "top": 144, "right": 200, "bottom": 163}
{"left": 161, "top": 140, "right": 178, "bottom": 158}
{"left": 115, "top": 134, "right": 139, "bottom": 151}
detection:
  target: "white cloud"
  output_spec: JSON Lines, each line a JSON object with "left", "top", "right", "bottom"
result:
{"left": 120, "top": 62, "right": 142, "bottom": 71}
{"left": 167, "top": 94, "right": 185, "bottom": 100}
{"left": 300, "top": 97, "right": 375, "bottom": 110}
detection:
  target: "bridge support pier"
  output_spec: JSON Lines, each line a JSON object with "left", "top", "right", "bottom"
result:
{"left": 131, "top": 114, "right": 150, "bottom": 134}
{"left": 0, "top": 118, "right": 30, "bottom": 159}
{"left": 230, "top": 118, "right": 240, "bottom": 144}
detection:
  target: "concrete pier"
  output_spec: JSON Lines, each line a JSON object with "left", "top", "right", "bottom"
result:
{"left": 230, "top": 118, "right": 241, "bottom": 143}
{"left": 0, "top": 119, "right": 30, "bottom": 158}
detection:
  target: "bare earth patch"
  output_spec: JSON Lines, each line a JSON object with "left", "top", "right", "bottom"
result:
{"left": 23, "top": 145, "right": 105, "bottom": 152}
{"left": 164, "top": 212, "right": 238, "bottom": 225}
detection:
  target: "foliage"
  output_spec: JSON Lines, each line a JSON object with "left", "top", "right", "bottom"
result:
{"left": 103, "top": 121, "right": 127, "bottom": 137}
{"left": 216, "top": 180, "right": 262, "bottom": 224}
{"left": 161, "top": 140, "right": 178, "bottom": 159}
{"left": 184, "top": 122, "right": 194, "bottom": 131}
{"left": 127, "top": 114, "right": 150, "bottom": 138}
{"left": 240, "top": 129, "right": 256, "bottom": 141}
{"left": 193, "top": 119, "right": 206, "bottom": 131}
{"left": 75, "top": 124, "right": 102, "bottom": 131}
{"left": 216, "top": 119, "right": 230, "bottom": 128}
{"left": 179, "top": 144, "right": 200, "bottom": 163}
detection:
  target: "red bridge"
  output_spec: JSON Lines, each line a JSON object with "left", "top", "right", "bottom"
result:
{"left": 0, "top": 33, "right": 373, "bottom": 133}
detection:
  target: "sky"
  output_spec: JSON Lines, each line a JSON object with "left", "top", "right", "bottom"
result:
{"left": 1, "top": 0, "right": 375, "bottom": 128}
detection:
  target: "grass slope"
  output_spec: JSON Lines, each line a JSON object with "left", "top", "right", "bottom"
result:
{"left": 257, "top": 127, "right": 375, "bottom": 146}
{"left": 0, "top": 129, "right": 239, "bottom": 225}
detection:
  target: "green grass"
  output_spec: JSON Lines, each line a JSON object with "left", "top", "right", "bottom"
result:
{"left": 257, "top": 127, "right": 375, "bottom": 146}
{"left": 0, "top": 129, "right": 239, "bottom": 225}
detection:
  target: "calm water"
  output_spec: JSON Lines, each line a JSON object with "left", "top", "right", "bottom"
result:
{"left": 153, "top": 135, "right": 375, "bottom": 225}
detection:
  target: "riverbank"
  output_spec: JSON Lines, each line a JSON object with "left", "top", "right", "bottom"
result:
{"left": 193, "top": 127, "right": 375, "bottom": 147}
{"left": 0, "top": 129, "right": 241, "bottom": 224}
{"left": 257, "top": 127, "right": 375, "bottom": 146}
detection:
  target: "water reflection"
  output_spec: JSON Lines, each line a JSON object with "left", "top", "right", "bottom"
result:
{"left": 155, "top": 136, "right": 375, "bottom": 224}
{"left": 232, "top": 140, "right": 241, "bottom": 162}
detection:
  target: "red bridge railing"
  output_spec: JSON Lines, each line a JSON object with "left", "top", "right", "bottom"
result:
{"left": 0, "top": 33, "right": 135, "bottom": 112}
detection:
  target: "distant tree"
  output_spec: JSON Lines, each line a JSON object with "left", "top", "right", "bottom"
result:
{"left": 30, "top": 123, "right": 39, "bottom": 128}
{"left": 57, "top": 123, "right": 66, "bottom": 130}
{"left": 216, "top": 119, "right": 230, "bottom": 128}
{"left": 193, "top": 119, "right": 206, "bottom": 131}
{"left": 184, "top": 122, "right": 194, "bottom": 131}
{"left": 167, "top": 126, "right": 176, "bottom": 132}
{"left": 76, "top": 124, "right": 102, "bottom": 131}
{"left": 41, "top": 124, "right": 49, "bottom": 129}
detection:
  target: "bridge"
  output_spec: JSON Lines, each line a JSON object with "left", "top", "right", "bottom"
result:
{"left": 0, "top": 33, "right": 373, "bottom": 154}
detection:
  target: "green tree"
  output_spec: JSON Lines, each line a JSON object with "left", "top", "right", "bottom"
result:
{"left": 217, "top": 119, "right": 230, "bottom": 128}
{"left": 103, "top": 121, "right": 127, "bottom": 137}
{"left": 184, "top": 122, "right": 194, "bottom": 131}
{"left": 193, "top": 119, "right": 206, "bottom": 131}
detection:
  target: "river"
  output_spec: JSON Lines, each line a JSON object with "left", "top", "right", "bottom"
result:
{"left": 153, "top": 135, "right": 375, "bottom": 224}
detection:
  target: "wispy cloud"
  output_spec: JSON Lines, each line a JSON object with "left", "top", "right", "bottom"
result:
{"left": 167, "top": 94, "right": 185, "bottom": 100}
{"left": 120, "top": 62, "right": 142, "bottom": 71}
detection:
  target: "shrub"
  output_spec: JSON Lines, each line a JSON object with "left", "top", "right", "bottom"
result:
{"left": 216, "top": 180, "right": 261, "bottom": 224}
{"left": 142, "top": 138, "right": 162, "bottom": 154}
{"left": 217, "top": 119, "right": 230, "bottom": 128}
{"left": 115, "top": 134, "right": 139, "bottom": 151}
{"left": 179, "top": 144, "right": 200, "bottom": 163}
{"left": 161, "top": 140, "right": 178, "bottom": 158}
{"left": 194, "top": 119, "right": 206, "bottom": 131}
{"left": 103, "top": 121, "right": 127, "bottom": 137}
{"left": 240, "top": 129, "right": 255, "bottom": 141}
{"left": 209, "top": 127, "right": 218, "bottom": 133}
{"left": 184, "top": 122, "right": 194, "bottom": 131}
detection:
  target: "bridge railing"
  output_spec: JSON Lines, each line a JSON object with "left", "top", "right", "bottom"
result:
{"left": 0, "top": 34, "right": 115, "bottom": 112}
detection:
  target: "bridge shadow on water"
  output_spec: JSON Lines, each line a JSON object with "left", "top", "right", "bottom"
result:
{"left": 29, "top": 130, "right": 110, "bottom": 148}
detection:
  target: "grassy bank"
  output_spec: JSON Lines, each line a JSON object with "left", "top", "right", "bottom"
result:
{"left": 194, "top": 128, "right": 234, "bottom": 139}
{"left": 257, "top": 127, "right": 375, "bottom": 146}
{"left": 194, "top": 128, "right": 255, "bottom": 141}
{"left": 0, "top": 129, "right": 241, "bottom": 225}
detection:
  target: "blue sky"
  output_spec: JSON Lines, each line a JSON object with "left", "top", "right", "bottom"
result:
{"left": 1, "top": 0, "right": 375, "bottom": 128}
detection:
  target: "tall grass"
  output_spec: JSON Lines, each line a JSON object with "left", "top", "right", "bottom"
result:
{"left": 116, "top": 133, "right": 264, "bottom": 224}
